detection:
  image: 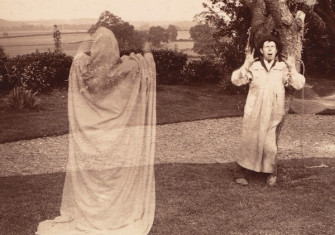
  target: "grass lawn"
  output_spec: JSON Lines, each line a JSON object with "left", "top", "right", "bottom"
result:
{"left": 1, "top": 77, "right": 334, "bottom": 144}
{"left": 1, "top": 79, "right": 335, "bottom": 234}
{"left": 0, "top": 84, "right": 245, "bottom": 144}
{"left": 1, "top": 158, "right": 335, "bottom": 235}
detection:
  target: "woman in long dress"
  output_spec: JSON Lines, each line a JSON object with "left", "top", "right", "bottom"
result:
{"left": 36, "top": 26, "right": 156, "bottom": 235}
{"left": 231, "top": 35, "right": 305, "bottom": 186}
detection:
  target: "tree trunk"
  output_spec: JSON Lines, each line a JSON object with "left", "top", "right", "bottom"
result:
{"left": 245, "top": 0, "right": 306, "bottom": 72}
{"left": 244, "top": 0, "right": 306, "bottom": 88}
{"left": 242, "top": 0, "right": 306, "bottom": 140}
{"left": 242, "top": 0, "right": 274, "bottom": 49}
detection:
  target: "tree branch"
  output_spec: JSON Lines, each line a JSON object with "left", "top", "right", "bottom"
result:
{"left": 264, "top": 0, "right": 294, "bottom": 27}
{"left": 240, "top": 0, "right": 277, "bottom": 50}
{"left": 295, "top": 10, "right": 306, "bottom": 29}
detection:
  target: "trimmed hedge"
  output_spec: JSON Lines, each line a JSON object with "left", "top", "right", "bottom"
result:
{"left": 121, "top": 49, "right": 188, "bottom": 85}
{"left": 181, "top": 57, "right": 224, "bottom": 85}
{"left": 152, "top": 49, "right": 188, "bottom": 85}
{"left": 3, "top": 52, "right": 72, "bottom": 92}
{"left": 0, "top": 46, "right": 8, "bottom": 90}
{"left": 1, "top": 49, "right": 246, "bottom": 93}
{"left": 2, "top": 49, "right": 189, "bottom": 91}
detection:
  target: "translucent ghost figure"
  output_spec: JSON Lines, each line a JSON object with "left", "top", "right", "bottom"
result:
{"left": 36, "top": 26, "right": 156, "bottom": 235}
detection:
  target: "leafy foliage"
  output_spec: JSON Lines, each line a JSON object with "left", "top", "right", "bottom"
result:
{"left": 21, "top": 61, "right": 56, "bottom": 92}
{"left": 120, "top": 49, "right": 190, "bottom": 85}
{"left": 202, "top": 1, "right": 251, "bottom": 72}
{"left": 4, "top": 86, "right": 40, "bottom": 110}
{"left": 0, "top": 45, "right": 8, "bottom": 89}
{"left": 88, "top": 11, "right": 139, "bottom": 50}
{"left": 130, "top": 30, "right": 149, "bottom": 50}
{"left": 3, "top": 52, "right": 72, "bottom": 92}
{"left": 152, "top": 49, "right": 188, "bottom": 85}
{"left": 189, "top": 24, "right": 216, "bottom": 55}
{"left": 2, "top": 47, "right": 189, "bottom": 92}
{"left": 204, "top": 0, "right": 335, "bottom": 77}
{"left": 189, "top": 1, "right": 251, "bottom": 93}
{"left": 167, "top": 25, "right": 178, "bottom": 41}
{"left": 302, "top": 12, "right": 335, "bottom": 76}
{"left": 149, "top": 26, "right": 169, "bottom": 46}
{"left": 88, "top": 11, "right": 150, "bottom": 51}
{"left": 181, "top": 57, "right": 224, "bottom": 84}
{"left": 53, "top": 25, "right": 62, "bottom": 53}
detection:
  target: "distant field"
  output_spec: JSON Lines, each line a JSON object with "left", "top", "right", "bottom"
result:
{"left": 0, "top": 30, "right": 88, "bottom": 37}
{"left": 0, "top": 32, "right": 87, "bottom": 57}
{"left": 0, "top": 30, "right": 197, "bottom": 58}
{"left": 176, "top": 30, "right": 191, "bottom": 40}
{"left": 164, "top": 41, "right": 194, "bottom": 51}
{"left": 163, "top": 41, "right": 200, "bottom": 59}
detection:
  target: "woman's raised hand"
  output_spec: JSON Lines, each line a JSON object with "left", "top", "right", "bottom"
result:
{"left": 243, "top": 46, "right": 257, "bottom": 68}
{"left": 282, "top": 54, "right": 296, "bottom": 72}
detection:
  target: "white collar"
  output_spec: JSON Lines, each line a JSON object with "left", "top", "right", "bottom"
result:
{"left": 263, "top": 59, "right": 274, "bottom": 71}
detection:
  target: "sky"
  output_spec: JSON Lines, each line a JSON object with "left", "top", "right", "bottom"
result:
{"left": 0, "top": 0, "right": 207, "bottom": 22}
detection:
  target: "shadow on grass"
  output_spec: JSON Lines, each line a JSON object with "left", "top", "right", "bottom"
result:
{"left": 1, "top": 158, "right": 335, "bottom": 235}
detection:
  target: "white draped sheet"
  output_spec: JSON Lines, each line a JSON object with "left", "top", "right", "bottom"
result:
{"left": 36, "top": 27, "right": 156, "bottom": 235}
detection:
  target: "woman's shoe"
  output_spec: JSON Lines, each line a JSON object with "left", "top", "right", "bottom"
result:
{"left": 266, "top": 175, "right": 277, "bottom": 186}
{"left": 235, "top": 177, "right": 249, "bottom": 186}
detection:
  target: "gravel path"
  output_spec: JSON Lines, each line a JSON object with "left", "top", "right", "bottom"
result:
{"left": 1, "top": 115, "right": 334, "bottom": 177}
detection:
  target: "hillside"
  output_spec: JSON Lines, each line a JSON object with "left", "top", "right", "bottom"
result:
{"left": 0, "top": 18, "right": 196, "bottom": 31}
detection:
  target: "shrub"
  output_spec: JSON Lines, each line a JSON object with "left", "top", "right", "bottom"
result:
{"left": 0, "top": 45, "right": 8, "bottom": 90}
{"left": 152, "top": 49, "right": 187, "bottom": 85}
{"left": 4, "top": 86, "right": 40, "bottom": 110}
{"left": 46, "top": 52, "right": 73, "bottom": 87}
{"left": 4, "top": 52, "right": 72, "bottom": 92}
{"left": 180, "top": 57, "right": 224, "bottom": 85}
{"left": 3, "top": 49, "right": 187, "bottom": 91}
{"left": 21, "top": 61, "right": 57, "bottom": 92}
{"left": 4, "top": 55, "right": 28, "bottom": 89}
{"left": 122, "top": 49, "right": 188, "bottom": 85}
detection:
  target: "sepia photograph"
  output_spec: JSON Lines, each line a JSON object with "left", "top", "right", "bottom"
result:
{"left": 0, "top": 0, "right": 335, "bottom": 234}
